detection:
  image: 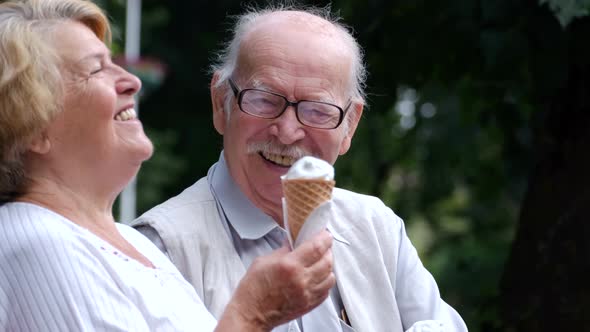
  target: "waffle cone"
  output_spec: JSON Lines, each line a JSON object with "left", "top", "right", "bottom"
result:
{"left": 282, "top": 179, "right": 335, "bottom": 242}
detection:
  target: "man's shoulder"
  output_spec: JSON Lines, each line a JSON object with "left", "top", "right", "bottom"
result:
{"left": 134, "top": 177, "right": 213, "bottom": 220}
{"left": 331, "top": 187, "right": 403, "bottom": 233}
{"left": 333, "top": 187, "right": 382, "bottom": 203}
{"left": 154, "top": 176, "right": 214, "bottom": 209}
{"left": 332, "top": 187, "right": 393, "bottom": 215}
{"left": 130, "top": 176, "right": 220, "bottom": 235}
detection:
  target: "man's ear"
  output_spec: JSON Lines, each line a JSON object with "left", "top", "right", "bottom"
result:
{"left": 211, "top": 72, "right": 227, "bottom": 135}
{"left": 339, "top": 102, "right": 363, "bottom": 155}
{"left": 28, "top": 132, "right": 51, "bottom": 155}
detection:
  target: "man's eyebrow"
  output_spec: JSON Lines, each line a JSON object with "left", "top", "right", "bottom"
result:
{"left": 250, "top": 80, "right": 268, "bottom": 89}
{"left": 249, "top": 80, "right": 337, "bottom": 103}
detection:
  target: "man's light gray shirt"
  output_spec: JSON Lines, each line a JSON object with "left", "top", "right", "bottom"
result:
{"left": 134, "top": 153, "right": 468, "bottom": 332}
{"left": 138, "top": 154, "right": 346, "bottom": 331}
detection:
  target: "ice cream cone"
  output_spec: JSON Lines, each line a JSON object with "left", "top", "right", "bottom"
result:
{"left": 282, "top": 178, "right": 335, "bottom": 242}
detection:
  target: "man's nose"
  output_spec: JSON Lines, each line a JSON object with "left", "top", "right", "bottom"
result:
{"left": 269, "top": 106, "right": 305, "bottom": 144}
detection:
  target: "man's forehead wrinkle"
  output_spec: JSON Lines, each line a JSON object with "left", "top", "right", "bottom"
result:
{"left": 241, "top": 59, "right": 339, "bottom": 87}
{"left": 235, "top": 56, "right": 349, "bottom": 104}
{"left": 238, "top": 27, "right": 346, "bottom": 71}
{"left": 232, "top": 10, "right": 352, "bottom": 103}
{"left": 237, "top": 37, "right": 331, "bottom": 79}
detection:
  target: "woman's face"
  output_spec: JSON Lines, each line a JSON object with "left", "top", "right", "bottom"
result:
{"left": 43, "top": 20, "right": 153, "bottom": 194}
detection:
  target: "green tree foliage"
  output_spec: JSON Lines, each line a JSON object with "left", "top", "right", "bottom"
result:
{"left": 104, "top": 0, "right": 589, "bottom": 330}
{"left": 540, "top": 0, "right": 590, "bottom": 26}
{"left": 332, "top": 1, "right": 536, "bottom": 329}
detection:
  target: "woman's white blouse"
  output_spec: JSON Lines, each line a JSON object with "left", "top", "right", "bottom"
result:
{"left": 0, "top": 202, "right": 217, "bottom": 331}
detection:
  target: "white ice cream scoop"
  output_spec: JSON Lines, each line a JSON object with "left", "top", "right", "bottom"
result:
{"left": 281, "top": 156, "right": 334, "bottom": 180}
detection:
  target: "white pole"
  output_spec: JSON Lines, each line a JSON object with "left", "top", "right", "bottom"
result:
{"left": 119, "top": 0, "right": 142, "bottom": 223}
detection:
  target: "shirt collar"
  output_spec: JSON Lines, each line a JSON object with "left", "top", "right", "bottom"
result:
{"left": 208, "top": 152, "right": 279, "bottom": 240}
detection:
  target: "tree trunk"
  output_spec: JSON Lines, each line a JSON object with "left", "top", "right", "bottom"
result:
{"left": 500, "top": 17, "right": 590, "bottom": 331}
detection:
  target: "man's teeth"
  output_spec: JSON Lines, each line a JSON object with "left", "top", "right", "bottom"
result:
{"left": 114, "top": 108, "right": 137, "bottom": 121}
{"left": 261, "top": 151, "right": 295, "bottom": 167}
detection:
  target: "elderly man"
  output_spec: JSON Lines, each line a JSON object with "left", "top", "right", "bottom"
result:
{"left": 132, "top": 5, "right": 467, "bottom": 332}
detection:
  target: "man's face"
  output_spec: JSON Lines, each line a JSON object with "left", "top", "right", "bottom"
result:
{"left": 211, "top": 16, "right": 363, "bottom": 223}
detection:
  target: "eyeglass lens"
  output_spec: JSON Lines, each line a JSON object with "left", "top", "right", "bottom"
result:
{"left": 240, "top": 89, "right": 341, "bottom": 128}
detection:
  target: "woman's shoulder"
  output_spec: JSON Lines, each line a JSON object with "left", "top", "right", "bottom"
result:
{"left": 0, "top": 202, "right": 110, "bottom": 288}
{"left": 0, "top": 202, "right": 108, "bottom": 272}
{"left": 0, "top": 202, "right": 77, "bottom": 247}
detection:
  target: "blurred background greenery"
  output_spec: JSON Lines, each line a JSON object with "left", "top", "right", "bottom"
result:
{"left": 99, "top": 0, "right": 590, "bottom": 330}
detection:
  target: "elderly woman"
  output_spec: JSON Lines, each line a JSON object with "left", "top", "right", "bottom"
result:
{"left": 0, "top": 0, "right": 335, "bottom": 331}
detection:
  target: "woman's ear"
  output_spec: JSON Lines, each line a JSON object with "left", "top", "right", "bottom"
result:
{"left": 28, "top": 132, "right": 51, "bottom": 155}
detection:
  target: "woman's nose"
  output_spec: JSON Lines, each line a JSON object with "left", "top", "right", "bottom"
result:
{"left": 116, "top": 66, "right": 142, "bottom": 96}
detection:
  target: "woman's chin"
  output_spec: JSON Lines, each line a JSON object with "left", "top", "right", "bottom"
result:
{"left": 138, "top": 139, "right": 154, "bottom": 162}
{"left": 123, "top": 134, "right": 154, "bottom": 163}
{"left": 133, "top": 145, "right": 154, "bottom": 167}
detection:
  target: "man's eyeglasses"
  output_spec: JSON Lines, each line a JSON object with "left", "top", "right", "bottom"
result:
{"left": 228, "top": 78, "right": 351, "bottom": 130}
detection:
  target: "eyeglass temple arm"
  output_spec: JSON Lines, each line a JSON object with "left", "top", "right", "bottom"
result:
{"left": 228, "top": 78, "right": 240, "bottom": 97}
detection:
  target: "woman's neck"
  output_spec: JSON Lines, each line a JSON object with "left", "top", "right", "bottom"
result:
{"left": 20, "top": 177, "right": 116, "bottom": 229}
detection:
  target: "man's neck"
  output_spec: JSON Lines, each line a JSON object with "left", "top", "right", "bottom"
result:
{"left": 257, "top": 201, "right": 284, "bottom": 228}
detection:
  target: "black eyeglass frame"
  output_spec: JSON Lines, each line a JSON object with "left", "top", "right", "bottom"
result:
{"left": 228, "top": 78, "right": 352, "bottom": 130}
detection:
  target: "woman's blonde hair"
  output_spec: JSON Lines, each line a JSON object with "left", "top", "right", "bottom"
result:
{"left": 0, "top": 0, "right": 110, "bottom": 203}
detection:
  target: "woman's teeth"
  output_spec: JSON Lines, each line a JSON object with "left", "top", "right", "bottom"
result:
{"left": 115, "top": 108, "right": 137, "bottom": 121}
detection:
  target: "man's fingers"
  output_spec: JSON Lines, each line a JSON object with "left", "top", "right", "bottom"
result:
{"left": 270, "top": 245, "right": 291, "bottom": 258}
{"left": 307, "top": 272, "right": 336, "bottom": 305}
{"left": 306, "top": 250, "right": 336, "bottom": 305}
{"left": 291, "top": 230, "right": 333, "bottom": 267}
{"left": 306, "top": 248, "right": 333, "bottom": 284}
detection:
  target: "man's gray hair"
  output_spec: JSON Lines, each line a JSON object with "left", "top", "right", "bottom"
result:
{"left": 210, "top": 3, "right": 367, "bottom": 112}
